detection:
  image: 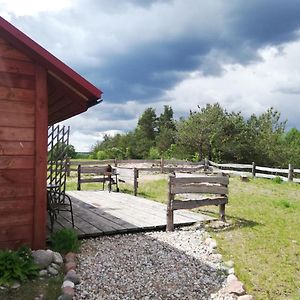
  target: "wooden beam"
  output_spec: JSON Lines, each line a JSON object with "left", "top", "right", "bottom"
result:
{"left": 32, "top": 64, "right": 48, "bottom": 249}
{"left": 172, "top": 197, "right": 228, "bottom": 210}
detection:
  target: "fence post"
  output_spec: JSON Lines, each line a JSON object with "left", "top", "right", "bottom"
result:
{"left": 66, "top": 157, "right": 70, "bottom": 177}
{"left": 77, "top": 164, "right": 81, "bottom": 191}
{"left": 133, "top": 168, "right": 138, "bottom": 196}
{"left": 114, "top": 158, "right": 118, "bottom": 167}
{"left": 166, "top": 175, "right": 174, "bottom": 232}
{"left": 252, "top": 162, "right": 256, "bottom": 177}
{"left": 160, "top": 157, "right": 165, "bottom": 173}
{"left": 288, "top": 164, "right": 294, "bottom": 182}
{"left": 204, "top": 158, "right": 209, "bottom": 171}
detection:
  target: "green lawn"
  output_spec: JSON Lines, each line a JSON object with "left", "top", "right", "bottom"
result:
{"left": 66, "top": 175, "right": 300, "bottom": 299}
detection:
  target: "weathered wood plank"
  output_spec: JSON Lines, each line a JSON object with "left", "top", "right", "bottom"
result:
{"left": 256, "top": 166, "right": 289, "bottom": 173}
{"left": 0, "top": 72, "right": 35, "bottom": 90}
{"left": 0, "top": 42, "right": 32, "bottom": 62}
{"left": 0, "top": 127, "right": 34, "bottom": 141}
{"left": 0, "top": 141, "right": 34, "bottom": 155}
{"left": 0, "top": 111, "right": 35, "bottom": 127}
{"left": 0, "top": 169, "right": 34, "bottom": 184}
{"left": 171, "top": 184, "right": 228, "bottom": 195}
{"left": 0, "top": 57, "right": 35, "bottom": 75}
{"left": 0, "top": 86, "right": 35, "bottom": 102}
{"left": 172, "top": 197, "right": 228, "bottom": 210}
{"left": 0, "top": 239, "right": 32, "bottom": 250}
{"left": 0, "top": 212, "right": 32, "bottom": 226}
{"left": 0, "top": 156, "right": 34, "bottom": 169}
{"left": 0, "top": 225, "right": 33, "bottom": 242}
{"left": 172, "top": 176, "right": 229, "bottom": 185}
{"left": 0, "top": 184, "right": 34, "bottom": 198}
{"left": 0, "top": 100, "right": 35, "bottom": 114}
{"left": 0, "top": 197, "right": 33, "bottom": 213}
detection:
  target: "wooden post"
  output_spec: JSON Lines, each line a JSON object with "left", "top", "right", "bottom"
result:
{"left": 219, "top": 202, "right": 226, "bottom": 222}
{"left": 204, "top": 158, "right": 209, "bottom": 171}
{"left": 77, "top": 164, "right": 81, "bottom": 191}
{"left": 66, "top": 157, "right": 71, "bottom": 177}
{"left": 166, "top": 176, "right": 174, "bottom": 232}
{"left": 288, "top": 164, "right": 293, "bottom": 182}
{"left": 133, "top": 168, "right": 138, "bottom": 196}
{"left": 160, "top": 157, "right": 164, "bottom": 173}
{"left": 114, "top": 158, "right": 117, "bottom": 167}
{"left": 252, "top": 162, "right": 256, "bottom": 177}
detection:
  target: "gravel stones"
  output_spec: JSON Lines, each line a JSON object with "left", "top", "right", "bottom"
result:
{"left": 74, "top": 226, "right": 236, "bottom": 300}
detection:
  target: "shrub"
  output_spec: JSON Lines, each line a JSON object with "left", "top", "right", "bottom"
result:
{"left": 50, "top": 229, "right": 81, "bottom": 254}
{"left": 272, "top": 176, "right": 283, "bottom": 184}
{"left": 149, "top": 147, "right": 160, "bottom": 159}
{"left": 96, "top": 150, "right": 108, "bottom": 160}
{"left": 0, "top": 246, "right": 38, "bottom": 286}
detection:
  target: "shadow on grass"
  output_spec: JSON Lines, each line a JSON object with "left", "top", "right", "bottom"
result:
{"left": 199, "top": 209, "right": 262, "bottom": 232}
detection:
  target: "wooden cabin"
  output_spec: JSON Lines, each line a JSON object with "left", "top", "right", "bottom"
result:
{"left": 0, "top": 17, "right": 102, "bottom": 250}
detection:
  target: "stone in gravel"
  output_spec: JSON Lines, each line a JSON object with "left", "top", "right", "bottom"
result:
{"left": 53, "top": 252, "right": 63, "bottom": 265}
{"left": 224, "top": 260, "right": 234, "bottom": 268}
{"left": 228, "top": 267, "right": 235, "bottom": 275}
{"left": 212, "top": 253, "right": 223, "bottom": 262}
{"left": 39, "top": 270, "right": 48, "bottom": 277}
{"left": 32, "top": 250, "right": 53, "bottom": 269}
{"left": 210, "top": 239, "right": 217, "bottom": 249}
{"left": 58, "top": 294, "right": 73, "bottom": 300}
{"left": 62, "top": 286, "right": 75, "bottom": 297}
{"left": 11, "top": 282, "right": 20, "bottom": 289}
{"left": 51, "top": 263, "right": 61, "bottom": 270}
{"left": 62, "top": 280, "right": 75, "bottom": 289}
{"left": 64, "top": 252, "right": 76, "bottom": 263}
{"left": 238, "top": 295, "right": 253, "bottom": 300}
{"left": 227, "top": 274, "right": 238, "bottom": 283}
{"left": 65, "top": 261, "right": 76, "bottom": 272}
{"left": 227, "top": 280, "right": 246, "bottom": 296}
{"left": 48, "top": 266, "right": 59, "bottom": 276}
{"left": 64, "top": 269, "right": 80, "bottom": 285}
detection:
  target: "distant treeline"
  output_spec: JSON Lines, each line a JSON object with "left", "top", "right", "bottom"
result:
{"left": 89, "top": 103, "right": 300, "bottom": 168}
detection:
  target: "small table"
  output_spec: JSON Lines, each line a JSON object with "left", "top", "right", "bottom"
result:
{"left": 103, "top": 171, "right": 119, "bottom": 192}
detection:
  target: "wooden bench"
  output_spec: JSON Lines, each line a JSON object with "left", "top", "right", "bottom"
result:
{"left": 77, "top": 165, "right": 119, "bottom": 192}
{"left": 166, "top": 174, "right": 229, "bottom": 231}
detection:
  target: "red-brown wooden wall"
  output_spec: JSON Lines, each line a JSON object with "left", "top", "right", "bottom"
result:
{"left": 0, "top": 37, "right": 48, "bottom": 250}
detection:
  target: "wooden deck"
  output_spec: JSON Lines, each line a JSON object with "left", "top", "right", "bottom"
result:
{"left": 48, "top": 191, "right": 214, "bottom": 238}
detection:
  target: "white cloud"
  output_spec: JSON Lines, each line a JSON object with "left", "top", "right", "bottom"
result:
{"left": 0, "top": 0, "right": 72, "bottom": 18}
{"left": 166, "top": 38, "right": 300, "bottom": 125}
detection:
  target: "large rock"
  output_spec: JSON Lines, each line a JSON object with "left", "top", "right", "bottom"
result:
{"left": 53, "top": 252, "right": 63, "bottom": 265}
{"left": 47, "top": 266, "right": 59, "bottom": 276}
{"left": 64, "top": 269, "right": 80, "bottom": 285}
{"left": 32, "top": 250, "right": 54, "bottom": 269}
{"left": 62, "top": 280, "right": 75, "bottom": 289}
{"left": 65, "top": 261, "right": 76, "bottom": 272}
{"left": 64, "top": 252, "right": 76, "bottom": 263}
{"left": 238, "top": 295, "right": 253, "bottom": 300}
{"left": 227, "top": 280, "right": 246, "bottom": 296}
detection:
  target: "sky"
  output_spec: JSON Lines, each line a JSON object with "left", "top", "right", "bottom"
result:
{"left": 2, "top": 0, "right": 300, "bottom": 151}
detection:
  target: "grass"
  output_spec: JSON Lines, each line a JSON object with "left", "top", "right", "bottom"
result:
{"left": 65, "top": 174, "right": 300, "bottom": 299}
{"left": 0, "top": 275, "right": 63, "bottom": 300}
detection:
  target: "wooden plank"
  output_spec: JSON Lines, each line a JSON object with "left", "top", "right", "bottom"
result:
{"left": 0, "top": 57, "right": 35, "bottom": 75}
{"left": 172, "top": 198, "right": 228, "bottom": 210}
{"left": 81, "top": 166, "right": 107, "bottom": 173}
{"left": 0, "top": 111, "right": 34, "bottom": 127}
{"left": 0, "top": 42, "right": 32, "bottom": 62}
{"left": 0, "top": 212, "right": 32, "bottom": 226}
{"left": 0, "top": 100, "right": 35, "bottom": 114}
{"left": 0, "top": 184, "right": 34, "bottom": 198}
{"left": 32, "top": 64, "right": 48, "bottom": 249}
{"left": 0, "top": 239, "right": 32, "bottom": 250}
{"left": 0, "top": 72, "right": 35, "bottom": 89}
{"left": 0, "top": 141, "right": 34, "bottom": 155}
{"left": 80, "top": 178, "right": 105, "bottom": 183}
{"left": 0, "top": 127, "right": 34, "bottom": 141}
{"left": 256, "top": 173, "right": 288, "bottom": 181}
{"left": 209, "top": 160, "right": 252, "bottom": 169}
{"left": 0, "top": 86, "right": 35, "bottom": 102}
{"left": 0, "top": 156, "right": 34, "bottom": 169}
{"left": 70, "top": 160, "right": 114, "bottom": 166}
{"left": 0, "top": 169, "right": 34, "bottom": 184}
{"left": 171, "top": 184, "right": 228, "bottom": 195}
{"left": 172, "top": 176, "right": 229, "bottom": 185}
{"left": 256, "top": 166, "right": 289, "bottom": 173}
{"left": 0, "top": 197, "right": 33, "bottom": 213}
{"left": 0, "top": 225, "right": 33, "bottom": 241}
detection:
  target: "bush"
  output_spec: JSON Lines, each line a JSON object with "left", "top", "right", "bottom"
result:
{"left": 272, "top": 176, "right": 283, "bottom": 184}
{"left": 149, "top": 147, "right": 160, "bottom": 159}
{"left": 50, "top": 229, "right": 81, "bottom": 254}
{"left": 0, "top": 246, "right": 38, "bottom": 286}
{"left": 96, "top": 150, "right": 108, "bottom": 160}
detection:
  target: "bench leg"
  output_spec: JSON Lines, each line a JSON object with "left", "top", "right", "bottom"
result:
{"left": 219, "top": 204, "right": 226, "bottom": 222}
{"left": 166, "top": 208, "right": 174, "bottom": 231}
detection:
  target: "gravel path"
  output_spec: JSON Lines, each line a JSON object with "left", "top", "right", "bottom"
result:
{"left": 74, "top": 225, "right": 235, "bottom": 300}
